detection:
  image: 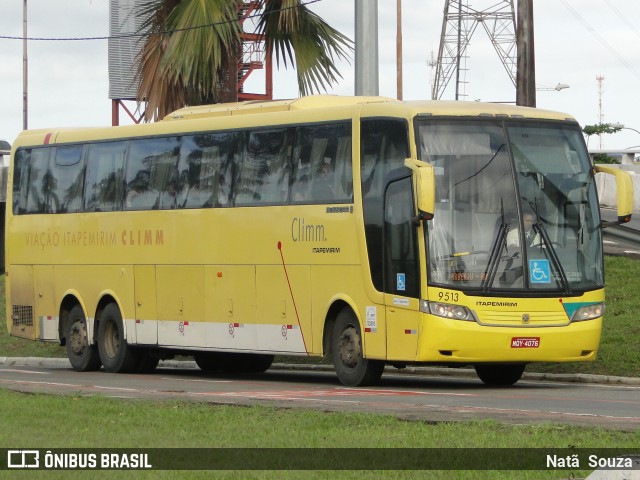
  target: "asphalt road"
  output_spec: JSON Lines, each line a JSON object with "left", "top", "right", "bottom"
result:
{"left": 601, "top": 207, "right": 640, "bottom": 256}
{"left": 1, "top": 360, "right": 638, "bottom": 430}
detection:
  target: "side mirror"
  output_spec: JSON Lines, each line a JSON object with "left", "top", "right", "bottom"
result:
{"left": 404, "top": 158, "right": 436, "bottom": 221}
{"left": 594, "top": 165, "right": 634, "bottom": 225}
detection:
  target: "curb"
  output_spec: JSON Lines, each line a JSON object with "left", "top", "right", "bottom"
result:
{"left": 2, "top": 357, "right": 639, "bottom": 386}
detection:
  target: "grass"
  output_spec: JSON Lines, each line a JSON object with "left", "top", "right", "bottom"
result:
{"left": 0, "top": 388, "right": 638, "bottom": 479}
{"left": 2, "top": 256, "right": 639, "bottom": 377}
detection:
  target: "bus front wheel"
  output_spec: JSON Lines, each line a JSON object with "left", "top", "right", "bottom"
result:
{"left": 331, "top": 308, "right": 384, "bottom": 387}
{"left": 65, "top": 305, "right": 101, "bottom": 372}
{"left": 475, "top": 364, "right": 525, "bottom": 386}
{"left": 97, "top": 303, "right": 139, "bottom": 373}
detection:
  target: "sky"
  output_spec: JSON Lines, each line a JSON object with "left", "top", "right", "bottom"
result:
{"left": 1, "top": 0, "right": 640, "bottom": 151}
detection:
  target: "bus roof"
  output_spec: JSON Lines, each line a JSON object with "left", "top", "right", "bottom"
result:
{"left": 162, "top": 95, "right": 397, "bottom": 121}
{"left": 163, "top": 95, "right": 576, "bottom": 123}
{"left": 11, "top": 96, "right": 577, "bottom": 148}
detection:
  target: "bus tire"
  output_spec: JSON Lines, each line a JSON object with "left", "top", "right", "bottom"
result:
{"left": 65, "top": 305, "right": 102, "bottom": 372}
{"left": 135, "top": 349, "right": 160, "bottom": 373}
{"left": 97, "top": 303, "right": 139, "bottom": 373}
{"left": 331, "top": 308, "right": 384, "bottom": 387}
{"left": 247, "top": 354, "right": 274, "bottom": 373}
{"left": 194, "top": 352, "right": 222, "bottom": 372}
{"left": 220, "top": 353, "right": 274, "bottom": 373}
{"left": 475, "top": 364, "right": 525, "bottom": 386}
{"left": 195, "top": 352, "right": 274, "bottom": 373}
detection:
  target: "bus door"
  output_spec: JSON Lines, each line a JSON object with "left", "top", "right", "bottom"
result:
{"left": 383, "top": 175, "right": 421, "bottom": 361}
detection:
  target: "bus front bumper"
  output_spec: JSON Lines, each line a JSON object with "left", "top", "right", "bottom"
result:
{"left": 416, "top": 315, "right": 602, "bottom": 363}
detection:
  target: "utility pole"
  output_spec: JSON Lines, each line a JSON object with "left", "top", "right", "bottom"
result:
{"left": 516, "top": 0, "right": 536, "bottom": 107}
{"left": 355, "top": 0, "right": 379, "bottom": 96}
{"left": 397, "top": 0, "right": 403, "bottom": 100}
{"left": 23, "top": 0, "right": 28, "bottom": 130}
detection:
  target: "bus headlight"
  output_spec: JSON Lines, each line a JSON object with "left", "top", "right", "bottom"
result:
{"left": 422, "top": 300, "right": 475, "bottom": 321}
{"left": 571, "top": 303, "right": 605, "bottom": 322}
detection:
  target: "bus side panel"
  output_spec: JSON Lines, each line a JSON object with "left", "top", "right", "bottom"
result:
{"left": 7, "top": 265, "right": 36, "bottom": 340}
{"left": 205, "top": 265, "right": 257, "bottom": 350}
{"left": 311, "top": 265, "right": 387, "bottom": 359}
{"left": 385, "top": 294, "right": 420, "bottom": 361}
{"left": 256, "top": 265, "right": 310, "bottom": 354}
{"left": 34, "top": 265, "right": 57, "bottom": 341}
{"left": 134, "top": 265, "right": 158, "bottom": 345}
{"left": 156, "top": 265, "right": 205, "bottom": 347}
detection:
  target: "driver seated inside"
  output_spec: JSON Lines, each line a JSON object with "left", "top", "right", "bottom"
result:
{"left": 506, "top": 211, "right": 541, "bottom": 249}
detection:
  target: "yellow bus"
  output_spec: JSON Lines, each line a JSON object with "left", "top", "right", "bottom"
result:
{"left": 5, "top": 96, "right": 633, "bottom": 386}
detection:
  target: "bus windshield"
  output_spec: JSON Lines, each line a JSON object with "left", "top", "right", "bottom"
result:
{"left": 418, "top": 119, "right": 603, "bottom": 293}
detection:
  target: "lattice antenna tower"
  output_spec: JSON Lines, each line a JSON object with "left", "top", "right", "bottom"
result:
{"left": 431, "top": 0, "right": 517, "bottom": 100}
{"left": 596, "top": 74, "right": 605, "bottom": 148}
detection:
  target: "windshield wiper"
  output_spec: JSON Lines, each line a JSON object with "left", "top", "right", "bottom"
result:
{"left": 482, "top": 221, "right": 509, "bottom": 293}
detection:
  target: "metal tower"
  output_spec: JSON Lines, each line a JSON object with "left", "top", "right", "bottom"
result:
{"left": 431, "top": 0, "right": 516, "bottom": 100}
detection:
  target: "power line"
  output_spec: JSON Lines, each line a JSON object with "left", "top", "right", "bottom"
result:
{"left": 0, "top": 0, "right": 323, "bottom": 42}
{"left": 559, "top": 0, "right": 640, "bottom": 82}
{"left": 603, "top": 0, "right": 640, "bottom": 41}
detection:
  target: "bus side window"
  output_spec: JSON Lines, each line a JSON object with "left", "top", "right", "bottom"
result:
{"left": 84, "top": 142, "right": 126, "bottom": 212}
{"left": 12, "top": 149, "right": 30, "bottom": 214}
{"left": 291, "top": 122, "right": 352, "bottom": 204}
{"left": 235, "top": 128, "right": 291, "bottom": 206}
{"left": 51, "top": 146, "right": 85, "bottom": 213}
{"left": 25, "top": 148, "right": 51, "bottom": 214}
{"left": 177, "top": 132, "right": 236, "bottom": 209}
{"left": 125, "top": 137, "right": 180, "bottom": 210}
{"left": 385, "top": 176, "right": 420, "bottom": 298}
{"left": 360, "top": 118, "right": 410, "bottom": 292}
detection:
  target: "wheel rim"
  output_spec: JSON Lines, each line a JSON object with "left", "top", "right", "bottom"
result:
{"left": 68, "top": 320, "right": 87, "bottom": 356}
{"left": 338, "top": 325, "right": 361, "bottom": 370}
{"left": 103, "top": 319, "right": 120, "bottom": 360}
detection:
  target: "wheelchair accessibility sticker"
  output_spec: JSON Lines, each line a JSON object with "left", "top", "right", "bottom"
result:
{"left": 529, "top": 259, "right": 551, "bottom": 284}
{"left": 397, "top": 273, "right": 406, "bottom": 291}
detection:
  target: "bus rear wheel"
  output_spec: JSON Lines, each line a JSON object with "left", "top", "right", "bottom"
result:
{"left": 97, "top": 303, "right": 139, "bottom": 373}
{"left": 65, "top": 305, "right": 101, "bottom": 372}
{"left": 245, "top": 354, "right": 274, "bottom": 373}
{"left": 331, "top": 308, "right": 384, "bottom": 387}
{"left": 194, "top": 352, "right": 222, "bottom": 372}
{"left": 475, "top": 364, "right": 525, "bottom": 386}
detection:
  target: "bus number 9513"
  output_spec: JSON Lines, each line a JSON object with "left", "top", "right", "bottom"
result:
{"left": 438, "top": 291, "right": 459, "bottom": 302}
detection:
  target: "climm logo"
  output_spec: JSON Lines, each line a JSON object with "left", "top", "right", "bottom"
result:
{"left": 121, "top": 229, "right": 164, "bottom": 246}
{"left": 291, "top": 218, "right": 326, "bottom": 242}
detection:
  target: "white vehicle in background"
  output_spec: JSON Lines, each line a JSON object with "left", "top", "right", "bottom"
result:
{"left": 0, "top": 139, "right": 10, "bottom": 164}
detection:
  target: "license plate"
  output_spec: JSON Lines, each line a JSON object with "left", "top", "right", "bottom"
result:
{"left": 511, "top": 337, "right": 540, "bottom": 348}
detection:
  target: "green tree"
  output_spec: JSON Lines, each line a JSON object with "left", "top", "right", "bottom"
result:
{"left": 136, "top": 0, "right": 352, "bottom": 121}
{"left": 582, "top": 123, "right": 622, "bottom": 164}
{"left": 582, "top": 123, "right": 622, "bottom": 137}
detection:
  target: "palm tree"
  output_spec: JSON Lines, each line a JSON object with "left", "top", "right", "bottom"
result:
{"left": 136, "top": 0, "right": 353, "bottom": 121}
